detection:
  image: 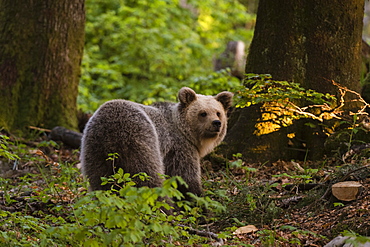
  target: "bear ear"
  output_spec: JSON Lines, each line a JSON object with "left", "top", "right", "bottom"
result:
{"left": 178, "top": 87, "right": 197, "bottom": 107}
{"left": 215, "top": 91, "right": 233, "bottom": 110}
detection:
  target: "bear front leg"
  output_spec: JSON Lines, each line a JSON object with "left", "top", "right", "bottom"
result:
{"left": 164, "top": 150, "right": 203, "bottom": 198}
{"left": 183, "top": 175, "right": 203, "bottom": 197}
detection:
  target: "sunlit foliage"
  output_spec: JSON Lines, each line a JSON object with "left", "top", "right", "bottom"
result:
{"left": 79, "top": 0, "right": 254, "bottom": 112}
{"left": 235, "top": 74, "right": 338, "bottom": 135}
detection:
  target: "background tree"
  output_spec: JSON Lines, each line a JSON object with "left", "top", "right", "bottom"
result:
{"left": 0, "top": 0, "right": 85, "bottom": 134}
{"left": 224, "top": 0, "right": 364, "bottom": 162}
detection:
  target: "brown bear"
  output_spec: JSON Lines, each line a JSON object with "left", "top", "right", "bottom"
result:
{"left": 80, "top": 87, "right": 233, "bottom": 197}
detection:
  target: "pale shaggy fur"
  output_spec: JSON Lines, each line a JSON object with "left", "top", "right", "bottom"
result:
{"left": 80, "top": 87, "right": 233, "bottom": 196}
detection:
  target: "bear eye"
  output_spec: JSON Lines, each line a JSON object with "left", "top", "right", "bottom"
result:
{"left": 200, "top": 112, "right": 207, "bottom": 117}
{"left": 217, "top": 112, "right": 221, "bottom": 117}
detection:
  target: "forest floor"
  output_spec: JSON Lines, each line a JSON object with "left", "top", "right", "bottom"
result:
{"left": 209, "top": 159, "right": 370, "bottom": 246}
{"left": 0, "top": 131, "right": 369, "bottom": 246}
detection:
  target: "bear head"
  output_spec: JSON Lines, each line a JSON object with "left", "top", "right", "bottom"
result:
{"left": 177, "top": 87, "right": 233, "bottom": 157}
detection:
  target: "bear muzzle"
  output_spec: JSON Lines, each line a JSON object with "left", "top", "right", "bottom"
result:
{"left": 201, "top": 121, "right": 223, "bottom": 138}
{"left": 211, "top": 120, "right": 222, "bottom": 132}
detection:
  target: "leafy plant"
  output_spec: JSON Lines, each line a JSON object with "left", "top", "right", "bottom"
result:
{"left": 257, "top": 229, "right": 279, "bottom": 247}
{"left": 236, "top": 74, "right": 337, "bottom": 122}
{"left": 342, "top": 230, "right": 370, "bottom": 246}
{"left": 273, "top": 168, "right": 319, "bottom": 185}
{"left": 0, "top": 135, "right": 20, "bottom": 161}
{"left": 227, "top": 153, "right": 257, "bottom": 184}
{"left": 334, "top": 202, "right": 345, "bottom": 207}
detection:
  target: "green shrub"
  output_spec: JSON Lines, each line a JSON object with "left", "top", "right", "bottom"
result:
{"left": 44, "top": 171, "right": 225, "bottom": 246}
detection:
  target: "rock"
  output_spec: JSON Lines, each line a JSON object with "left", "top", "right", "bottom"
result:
{"left": 324, "top": 235, "right": 370, "bottom": 247}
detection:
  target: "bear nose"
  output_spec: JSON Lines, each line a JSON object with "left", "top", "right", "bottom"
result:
{"left": 212, "top": 120, "right": 221, "bottom": 129}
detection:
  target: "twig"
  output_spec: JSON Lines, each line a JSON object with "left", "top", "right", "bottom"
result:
{"left": 304, "top": 185, "right": 332, "bottom": 212}
{"left": 28, "top": 126, "right": 51, "bottom": 132}
{"left": 178, "top": 224, "right": 224, "bottom": 245}
{"left": 339, "top": 164, "right": 370, "bottom": 182}
{"left": 331, "top": 80, "right": 369, "bottom": 115}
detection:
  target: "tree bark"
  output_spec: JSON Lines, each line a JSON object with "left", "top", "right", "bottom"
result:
{"left": 0, "top": 0, "right": 85, "bottom": 134}
{"left": 224, "top": 0, "right": 364, "bottom": 162}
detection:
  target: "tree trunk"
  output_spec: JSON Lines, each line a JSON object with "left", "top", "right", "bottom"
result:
{"left": 0, "top": 0, "right": 85, "bottom": 135}
{"left": 224, "top": 0, "right": 364, "bottom": 162}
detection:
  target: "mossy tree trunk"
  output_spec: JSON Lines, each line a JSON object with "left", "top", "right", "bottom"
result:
{"left": 224, "top": 0, "right": 364, "bottom": 162}
{"left": 0, "top": 0, "right": 85, "bottom": 135}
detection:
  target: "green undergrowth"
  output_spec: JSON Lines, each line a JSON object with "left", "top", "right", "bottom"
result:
{"left": 0, "top": 167, "right": 225, "bottom": 245}
{"left": 0, "top": 134, "right": 229, "bottom": 246}
{"left": 0, "top": 134, "right": 369, "bottom": 246}
{"left": 42, "top": 174, "right": 226, "bottom": 247}
{"left": 203, "top": 154, "right": 284, "bottom": 228}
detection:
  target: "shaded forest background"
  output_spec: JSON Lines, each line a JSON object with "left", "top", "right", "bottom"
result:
{"left": 77, "top": 0, "right": 254, "bottom": 111}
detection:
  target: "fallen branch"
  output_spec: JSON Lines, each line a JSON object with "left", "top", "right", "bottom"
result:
{"left": 28, "top": 126, "right": 51, "bottom": 132}
{"left": 178, "top": 224, "right": 224, "bottom": 246}
{"left": 284, "top": 183, "right": 323, "bottom": 191}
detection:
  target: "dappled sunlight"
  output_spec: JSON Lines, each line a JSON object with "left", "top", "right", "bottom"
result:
{"left": 198, "top": 11, "right": 214, "bottom": 32}
{"left": 250, "top": 144, "right": 270, "bottom": 153}
{"left": 253, "top": 102, "right": 294, "bottom": 136}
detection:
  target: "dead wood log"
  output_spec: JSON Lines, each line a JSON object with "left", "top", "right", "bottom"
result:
{"left": 49, "top": 126, "right": 82, "bottom": 149}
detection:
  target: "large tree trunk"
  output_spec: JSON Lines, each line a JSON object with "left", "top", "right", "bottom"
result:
{"left": 224, "top": 0, "right": 364, "bottom": 162}
{"left": 0, "top": 1, "right": 85, "bottom": 134}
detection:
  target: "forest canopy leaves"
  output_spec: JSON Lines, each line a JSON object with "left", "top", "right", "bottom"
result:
{"left": 79, "top": 0, "right": 254, "bottom": 112}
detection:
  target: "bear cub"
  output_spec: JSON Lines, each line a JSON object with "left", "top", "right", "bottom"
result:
{"left": 80, "top": 87, "right": 233, "bottom": 197}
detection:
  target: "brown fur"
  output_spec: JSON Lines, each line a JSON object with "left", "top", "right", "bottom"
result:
{"left": 80, "top": 87, "right": 233, "bottom": 196}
